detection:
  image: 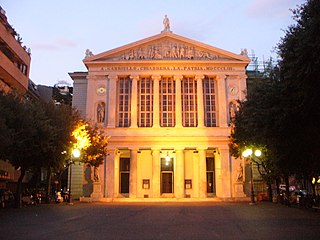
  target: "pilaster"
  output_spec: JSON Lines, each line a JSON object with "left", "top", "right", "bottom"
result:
{"left": 174, "top": 75, "right": 183, "bottom": 128}
{"left": 215, "top": 148, "right": 231, "bottom": 198}
{"left": 114, "top": 150, "right": 120, "bottom": 198}
{"left": 217, "top": 74, "right": 228, "bottom": 127}
{"left": 105, "top": 150, "right": 115, "bottom": 198}
{"left": 152, "top": 149, "right": 161, "bottom": 198}
{"left": 175, "top": 149, "right": 185, "bottom": 198}
{"left": 198, "top": 148, "right": 207, "bottom": 198}
{"left": 107, "top": 75, "right": 117, "bottom": 128}
{"left": 129, "top": 149, "right": 138, "bottom": 198}
{"left": 130, "top": 75, "right": 139, "bottom": 128}
{"left": 238, "top": 74, "right": 247, "bottom": 101}
{"left": 195, "top": 75, "right": 204, "bottom": 128}
{"left": 152, "top": 76, "right": 161, "bottom": 128}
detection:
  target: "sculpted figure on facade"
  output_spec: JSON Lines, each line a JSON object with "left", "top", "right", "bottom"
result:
{"left": 97, "top": 102, "right": 105, "bottom": 123}
{"left": 163, "top": 15, "right": 170, "bottom": 32}
{"left": 236, "top": 163, "right": 244, "bottom": 182}
{"left": 117, "top": 40, "right": 225, "bottom": 61}
{"left": 93, "top": 166, "right": 100, "bottom": 182}
{"left": 229, "top": 100, "right": 240, "bottom": 121}
{"left": 85, "top": 49, "right": 93, "bottom": 58}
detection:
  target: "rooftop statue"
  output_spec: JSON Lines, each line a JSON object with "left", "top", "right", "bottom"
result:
{"left": 163, "top": 15, "right": 170, "bottom": 32}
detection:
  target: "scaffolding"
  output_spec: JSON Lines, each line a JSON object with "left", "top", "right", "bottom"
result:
{"left": 246, "top": 50, "right": 276, "bottom": 78}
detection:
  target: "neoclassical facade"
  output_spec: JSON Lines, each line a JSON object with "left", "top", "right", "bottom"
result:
{"left": 70, "top": 23, "right": 250, "bottom": 201}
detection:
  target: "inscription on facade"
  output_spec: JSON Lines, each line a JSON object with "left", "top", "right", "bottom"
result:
{"left": 100, "top": 66, "right": 234, "bottom": 71}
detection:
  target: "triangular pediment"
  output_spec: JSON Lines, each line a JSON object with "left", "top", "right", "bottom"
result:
{"left": 84, "top": 31, "right": 249, "bottom": 64}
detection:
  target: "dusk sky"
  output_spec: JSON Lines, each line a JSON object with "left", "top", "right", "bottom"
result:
{"left": 1, "top": 0, "right": 304, "bottom": 86}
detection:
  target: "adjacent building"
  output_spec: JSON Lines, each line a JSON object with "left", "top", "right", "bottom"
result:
{"left": 70, "top": 20, "right": 250, "bottom": 201}
{"left": 0, "top": 6, "right": 30, "bottom": 94}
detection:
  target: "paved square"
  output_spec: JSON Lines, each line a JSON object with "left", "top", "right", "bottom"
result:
{"left": 1, "top": 202, "right": 320, "bottom": 240}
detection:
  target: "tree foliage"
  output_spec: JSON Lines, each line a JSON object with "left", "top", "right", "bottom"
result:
{"left": 0, "top": 90, "right": 80, "bottom": 204}
{"left": 230, "top": 0, "right": 320, "bottom": 194}
{"left": 276, "top": 0, "right": 320, "bottom": 180}
{"left": 70, "top": 122, "right": 109, "bottom": 182}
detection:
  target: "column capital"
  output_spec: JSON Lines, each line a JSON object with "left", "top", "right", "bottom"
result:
{"left": 195, "top": 75, "right": 205, "bottom": 80}
{"left": 108, "top": 75, "right": 118, "bottom": 80}
{"left": 152, "top": 75, "right": 161, "bottom": 81}
{"left": 216, "top": 74, "right": 227, "bottom": 80}
{"left": 151, "top": 149, "right": 161, "bottom": 156}
{"left": 130, "top": 75, "right": 139, "bottom": 80}
{"left": 175, "top": 148, "right": 184, "bottom": 153}
{"left": 237, "top": 74, "right": 247, "bottom": 80}
{"left": 174, "top": 75, "right": 183, "bottom": 81}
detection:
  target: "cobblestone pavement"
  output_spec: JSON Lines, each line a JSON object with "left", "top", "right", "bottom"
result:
{"left": 1, "top": 201, "right": 320, "bottom": 240}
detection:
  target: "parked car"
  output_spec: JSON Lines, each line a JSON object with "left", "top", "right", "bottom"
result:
{"left": 279, "top": 184, "right": 296, "bottom": 192}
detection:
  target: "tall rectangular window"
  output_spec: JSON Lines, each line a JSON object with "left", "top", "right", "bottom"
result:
{"left": 160, "top": 77, "right": 175, "bottom": 127}
{"left": 117, "top": 77, "right": 132, "bottom": 127}
{"left": 182, "top": 77, "right": 198, "bottom": 127}
{"left": 138, "top": 77, "right": 153, "bottom": 127}
{"left": 203, "top": 76, "right": 216, "bottom": 127}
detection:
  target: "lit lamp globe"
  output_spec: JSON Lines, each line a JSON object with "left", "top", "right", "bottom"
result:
{"left": 254, "top": 150, "right": 262, "bottom": 157}
{"left": 242, "top": 149, "right": 252, "bottom": 158}
{"left": 72, "top": 149, "right": 81, "bottom": 158}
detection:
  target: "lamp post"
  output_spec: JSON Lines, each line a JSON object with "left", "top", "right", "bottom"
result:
{"left": 68, "top": 149, "right": 80, "bottom": 204}
{"left": 242, "top": 148, "right": 261, "bottom": 205}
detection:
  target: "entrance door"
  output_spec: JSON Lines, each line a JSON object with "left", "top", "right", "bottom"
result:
{"left": 207, "top": 172, "right": 214, "bottom": 193}
{"left": 161, "top": 172, "right": 173, "bottom": 193}
{"left": 120, "top": 158, "right": 130, "bottom": 194}
{"left": 206, "top": 157, "right": 216, "bottom": 194}
{"left": 161, "top": 157, "right": 174, "bottom": 194}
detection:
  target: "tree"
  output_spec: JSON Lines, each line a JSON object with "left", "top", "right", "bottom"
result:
{"left": 0, "top": 90, "right": 81, "bottom": 205}
{"left": 0, "top": 91, "right": 53, "bottom": 206}
{"left": 276, "top": 0, "right": 320, "bottom": 190}
{"left": 231, "top": 0, "right": 320, "bottom": 197}
{"left": 82, "top": 125, "right": 109, "bottom": 182}
{"left": 229, "top": 77, "right": 283, "bottom": 200}
{"left": 38, "top": 101, "right": 80, "bottom": 202}
{"left": 71, "top": 122, "right": 109, "bottom": 182}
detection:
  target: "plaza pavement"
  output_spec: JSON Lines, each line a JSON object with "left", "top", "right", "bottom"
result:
{"left": 0, "top": 201, "right": 320, "bottom": 240}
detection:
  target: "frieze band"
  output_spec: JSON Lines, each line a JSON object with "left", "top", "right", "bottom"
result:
{"left": 98, "top": 66, "right": 234, "bottom": 71}
{"left": 104, "top": 40, "right": 232, "bottom": 61}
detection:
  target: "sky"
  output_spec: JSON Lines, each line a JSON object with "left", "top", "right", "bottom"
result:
{"left": 1, "top": 0, "right": 305, "bottom": 86}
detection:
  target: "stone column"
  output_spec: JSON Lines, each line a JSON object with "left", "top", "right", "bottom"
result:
{"left": 129, "top": 149, "right": 138, "bottom": 198}
{"left": 214, "top": 148, "right": 232, "bottom": 198}
{"left": 105, "top": 149, "right": 115, "bottom": 198}
{"left": 85, "top": 74, "right": 96, "bottom": 119}
{"left": 107, "top": 75, "right": 117, "bottom": 128}
{"left": 198, "top": 149, "right": 207, "bottom": 198}
{"left": 130, "top": 76, "right": 138, "bottom": 128}
{"left": 114, "top": 150, "right": 120, "bottom": 198}
{"left": 175, "top": 149, "right": 185, "bottom": 198}
{"left": 238, "top": 74, "right": 247, "bottom": 101}
{"left": 195, "top": 75, "right": 204, "bottom": 127}
{"left": 217, "top": 74, "right": 228, "bottom": 127}
{"left": 174, "top": 75, "right": 183, "bottom": 128}
{"left": 152, "top": 149, "right": 161, "bottom": 198}
{"left": 193, "top": 151, "right": 200, "bottom": 198}
{"left": 152, "top": 76, "right": 160, "bottom": 128}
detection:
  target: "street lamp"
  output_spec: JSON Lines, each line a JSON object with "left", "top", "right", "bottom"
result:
{"left": 68, "top": 149, "right": 80, "bottom": 204}
{"left": 242, "top": 148, "right": 261, "bottom": 205}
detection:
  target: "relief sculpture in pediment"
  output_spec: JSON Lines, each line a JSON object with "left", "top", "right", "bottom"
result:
{"left": 111, "top": 40, "right": 223, "bottom": 61}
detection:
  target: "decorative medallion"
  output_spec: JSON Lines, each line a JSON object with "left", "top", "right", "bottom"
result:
{"left": 228, "top": 85, "right": 239, "bottom": 96}
{"left": 96, "top": 86, "right": 106, "bottom": 95}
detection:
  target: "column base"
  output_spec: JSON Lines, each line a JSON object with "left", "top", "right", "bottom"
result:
{"left": 234, "top": 182, "right": 246, "bottom": 198}
{"left": 90, "top": 182, "right": 103, "bottom": 200}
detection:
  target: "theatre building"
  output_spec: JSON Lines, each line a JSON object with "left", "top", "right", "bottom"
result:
{"left": 69, "top": 21, "right": 250, "bottom": 201}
